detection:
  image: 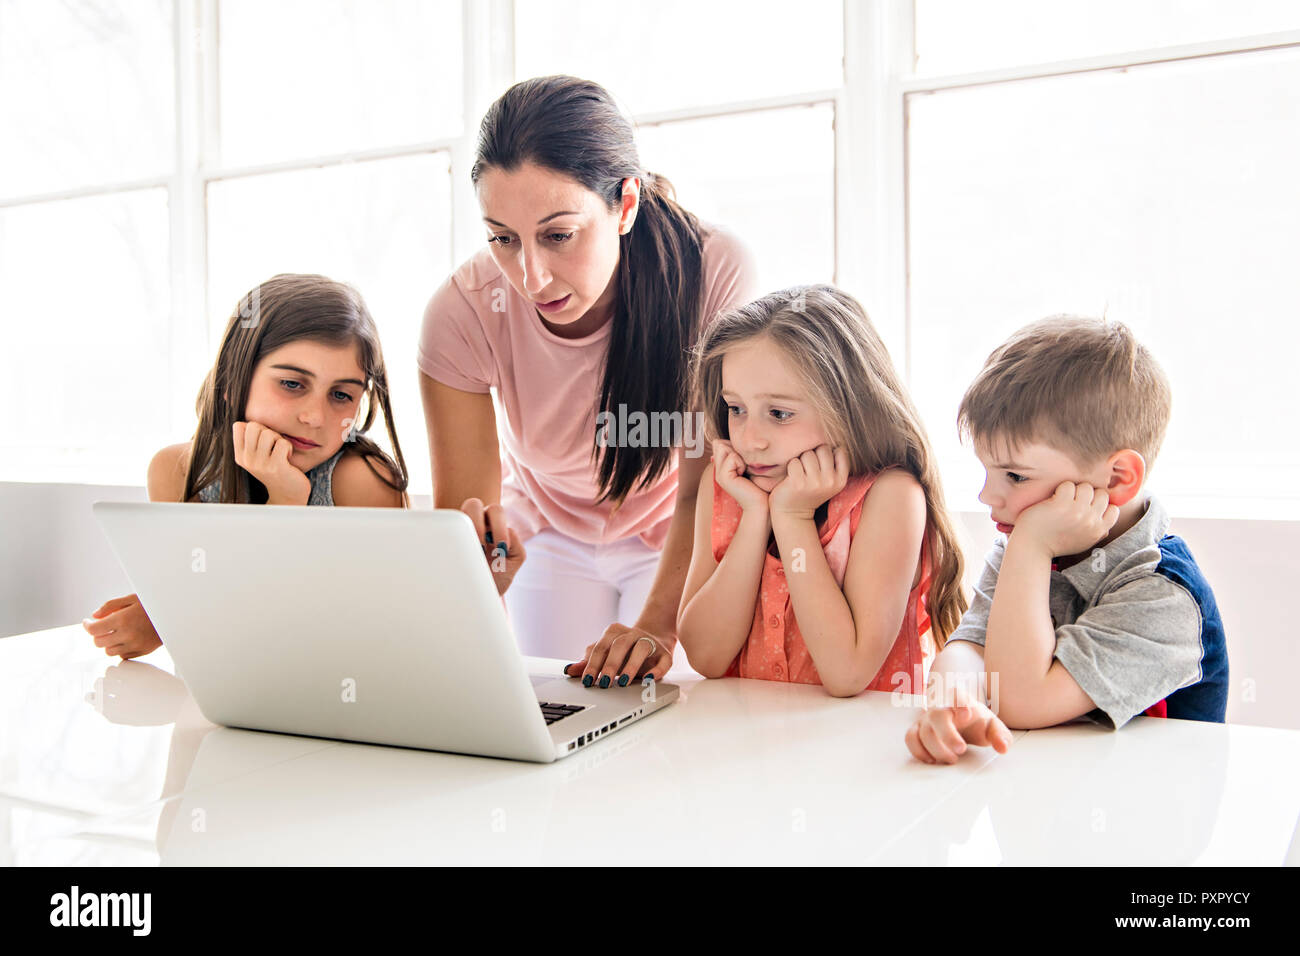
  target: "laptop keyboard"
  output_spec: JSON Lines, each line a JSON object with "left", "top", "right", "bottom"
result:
{"left": 538, "top": 701, "right": 585, "bottom": 725}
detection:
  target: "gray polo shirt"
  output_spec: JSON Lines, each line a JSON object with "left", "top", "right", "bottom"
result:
{"left": 948, "top": 496, "right": 1227, "bottom": 729}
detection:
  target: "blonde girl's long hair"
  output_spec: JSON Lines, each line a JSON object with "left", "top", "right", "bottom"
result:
{"left": 184, "top": 274, "right": 410, "bottom": 507}
{"left": 690, "top": 284, "right": 967, "bottom": 644}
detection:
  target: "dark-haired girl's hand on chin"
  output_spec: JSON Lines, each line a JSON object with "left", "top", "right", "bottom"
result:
{"left": 232, "top": 421, "right": 312, "bottom": 505}
{"left": 769, "top": 444, "right": 848, "bottom": 521}
{"left": 460, "top": 497, "right": 527, "bottom": 596}
{"left": 712, "top": 440, "right": 769, "bottom": 515}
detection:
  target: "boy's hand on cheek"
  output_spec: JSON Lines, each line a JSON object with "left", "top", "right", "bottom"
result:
{"left": 232, "top": 421, "right": 312, "bottom": 505}
{"left": 769, "top": 444, "right": 848, "bottom": 521}
{"left": 1013, "top": 480, "right": 1119, "bottom": 558}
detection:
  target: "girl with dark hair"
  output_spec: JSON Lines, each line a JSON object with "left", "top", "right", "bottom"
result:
{"left": 419, "top": 75, "right": 757, "bottom": 682}
{"left": 84, "top": 274, "right": 410, "bottom": 659}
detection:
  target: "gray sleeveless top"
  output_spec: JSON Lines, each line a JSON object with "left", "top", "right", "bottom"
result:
{"left": 196, "top": 447, "right": 346, "bottom": 505}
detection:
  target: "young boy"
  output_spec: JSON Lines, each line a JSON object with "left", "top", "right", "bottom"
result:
{"left": 906, "top": 317, "right": 1227, "bottom": 765}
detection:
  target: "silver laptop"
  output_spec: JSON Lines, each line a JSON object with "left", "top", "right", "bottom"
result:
{"left": 92, "top": 502, "right": 678, "bottom": 763}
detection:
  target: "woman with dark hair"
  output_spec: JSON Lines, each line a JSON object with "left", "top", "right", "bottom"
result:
{"left": 419, "top": 75, "right": 757, "bottom": 685}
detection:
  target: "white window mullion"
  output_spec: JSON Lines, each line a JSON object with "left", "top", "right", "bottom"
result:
{"left": 169, "top": 0, "right": 211, "bottom": 444}
{"left": 452, "top": 0, "right": 515, "bottom": 267}
{"left": 633, "top": 90, "right": 839, "bottom": 128}
{"left": 839, "top": 0, "right": 914, "bottom": 382}
{"left": 0, "top": 176, "right": 171, "bottom": 210}
{"left": 903, "top": 28, "right": 1300, "bottom": 94}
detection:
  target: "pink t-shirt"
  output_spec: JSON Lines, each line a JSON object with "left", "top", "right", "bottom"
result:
{"left": 417, "top": 223, "right": 759, "bottom": 550}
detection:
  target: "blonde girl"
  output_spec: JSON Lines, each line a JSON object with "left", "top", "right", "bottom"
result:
{"left": 678, "top": 285, "right": 967, "bottom": 696}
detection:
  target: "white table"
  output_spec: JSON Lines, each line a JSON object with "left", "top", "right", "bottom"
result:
{"left": 3, "top": 625, "right": 1297, "bottom": 865}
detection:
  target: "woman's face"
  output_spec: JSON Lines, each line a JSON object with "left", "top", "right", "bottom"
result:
{"left": 476, "top": 161, "right": 638, "bottom": 337}
{"left": 241, "top": 340, "right": 367, "bottom": 471}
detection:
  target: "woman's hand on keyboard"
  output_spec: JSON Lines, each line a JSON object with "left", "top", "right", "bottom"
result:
{"left": 564, "top": 623, "right": 673, "bottom": 689}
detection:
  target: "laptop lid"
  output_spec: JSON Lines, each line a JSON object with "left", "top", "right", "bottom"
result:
{"left": 92, "top": 502, "right": 558, "bottom": 762}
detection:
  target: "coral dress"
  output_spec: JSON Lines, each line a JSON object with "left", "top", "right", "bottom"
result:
{"left": 711, "top": 470, "right": 933, "bottom": 692}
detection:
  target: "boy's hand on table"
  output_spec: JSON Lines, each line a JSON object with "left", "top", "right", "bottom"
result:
{"left": 83, "top": 594, "right": 163, "bottom": 660}
{"left": 905, "top": 683, "right": 1013, "bottom": 764}
{"left": 232, "top": 421, "right": 312, "bottom": 505}
{"left": 1010, "top": 480, "right": 1119, "bottom": 558}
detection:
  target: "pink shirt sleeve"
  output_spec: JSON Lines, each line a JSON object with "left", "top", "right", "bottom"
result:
{"left": 699, "top": 224, "right": 761, "bottom": 334}
{"left": 416, "top": 273, "right": 497, "bottom": 394}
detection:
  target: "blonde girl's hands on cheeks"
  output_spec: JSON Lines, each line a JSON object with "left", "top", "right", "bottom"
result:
{"left": 905, "top": 683, "right": 1013, "bottom": 765}
{"left": 232, "top": 421, "right": 312, "bottom": 505}
{"left": 1013, "top": 480, "right": 1120, "bottom": 558}
{"left": 768, "top": 444, "right": 848, "bottom": 520}
{"left": 82, "top": 594, "right": 162, "bottom": 660}
{"left": 459, "top": 497, "right": 526, "bottom": 596}
{"left": 711, "top": 439, "right": 769, "bottom": 514}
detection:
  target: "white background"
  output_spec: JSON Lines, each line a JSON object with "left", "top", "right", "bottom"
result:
{"left": 5, "top": 0, "right": 1297, "bottom": 520}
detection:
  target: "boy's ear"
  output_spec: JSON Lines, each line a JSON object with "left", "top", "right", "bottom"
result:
{"left": 1105, "top": 450, "right": 1146, "bottom": 507}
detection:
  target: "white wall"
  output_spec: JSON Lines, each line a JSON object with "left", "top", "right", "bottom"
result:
{"left": 2, "top": 482, "right": 1295, "bottom": 730}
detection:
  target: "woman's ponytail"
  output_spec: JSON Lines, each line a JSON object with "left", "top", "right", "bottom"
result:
{"left": 473, "top": 76, "right": 708, "bottom": 505}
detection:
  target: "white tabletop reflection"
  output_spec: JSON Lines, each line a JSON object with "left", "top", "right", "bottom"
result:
{"left": 3, "top": 625, "right": 1297, "bottom": 865}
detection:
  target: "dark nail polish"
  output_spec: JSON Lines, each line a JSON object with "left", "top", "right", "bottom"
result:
{"left": 484, "top": 529, "right": 494, "bottom": 544}
{"left": 494, "top": 542, "right": 508, "bottom": 559}
{"left": 582, "top": 675, "right": 593, "bottom": 687}
{"left": 598, "top": 675, "right": 610, "bottom": 689}
{"left": 617, "top": 674, "right": 629, "bottom": 687}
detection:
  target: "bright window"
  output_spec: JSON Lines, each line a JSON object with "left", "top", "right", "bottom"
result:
{"left": 516, "top": 0, "right": 843, "bottom": 298}
{"left": 915, "top": 0, "right": 1300, "bottom": 75}
{"left": 217, "top": 0, "right": 461, "bottom": 167}
{"left": 908, "top": 28, "right": 1300, "bottom": 517}
{"left": 0, "top": 0, "right": 174, "bottom": 198}
{"left": 514, "top": 0, "right": 843, "bottom": 114}
{"left": 5, "top": 0, "right": 1296, "bottom": 521}
{"left": 637, "top": 104, "right": 836, "bottom": 292}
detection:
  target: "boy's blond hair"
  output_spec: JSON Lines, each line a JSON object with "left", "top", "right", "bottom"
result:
{"left": 957, "top": 316, "right": 1172, "bottom": 471}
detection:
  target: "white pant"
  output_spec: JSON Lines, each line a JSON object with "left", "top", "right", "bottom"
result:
{"left": 504, "top": 528, "right": 662, "bottom": 661}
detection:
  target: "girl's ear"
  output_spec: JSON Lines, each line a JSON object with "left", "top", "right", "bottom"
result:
{"left": 1105, "top": 450, "right": 1146, "bottom": 507}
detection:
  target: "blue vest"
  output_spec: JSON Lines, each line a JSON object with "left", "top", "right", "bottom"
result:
{"left": 1153, "top": 534, "right": 1229, "bottom": 722}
